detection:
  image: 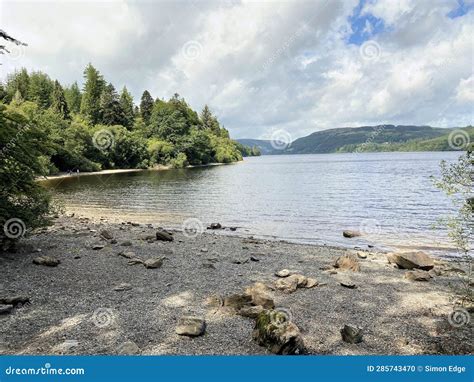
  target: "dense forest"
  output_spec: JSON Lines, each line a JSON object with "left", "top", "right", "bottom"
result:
{"left": 0, "top": 64, "right": 259, "bottom": 175}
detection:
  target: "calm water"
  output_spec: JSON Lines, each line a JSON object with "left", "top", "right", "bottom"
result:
{"left": 42, "top": 152, "right": 461, "bottom": 254}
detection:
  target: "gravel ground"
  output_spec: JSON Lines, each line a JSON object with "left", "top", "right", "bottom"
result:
{"left": 0, "top": 215, "right": 472, "bottom": 355}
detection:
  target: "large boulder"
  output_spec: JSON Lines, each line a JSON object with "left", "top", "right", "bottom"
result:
{"left": 253, "top": 310, "right": 305, "bottom": 355}
{"left": 387, "top": 251, "right": 434, "bottom": 270}
{"left": 244, "top": 282, "right": 275, "bottom": 309}
{"left": 333, "top": 254, "right": 360, "bottom": 272}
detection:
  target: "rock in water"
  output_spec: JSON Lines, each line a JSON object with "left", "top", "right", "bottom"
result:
{"left": 92, "top": 244, "right": 105, "bottom": 250}
{"left": 405, "top": 270, "right": 432, "bottom": 281}
{"left": 253, "top": 310, "right": 305, "bottom": 355}
{"left": 341, "top": 324, "right": 363, "bottom": 343}
{"left": 334, "top": 254, "right": 360, "bottom": 272}
{"left": 100, "top": 229, "right": 113, "bottom": 240}
{"left": 343, "top": 230, "right": 361, "bottom": 238}
{"left": 208, "top": 223, "right": 222, "bottom": 230}
{"left": 156, "top": 230, "right": 173, "bottom": 242}
{"left": 175, "top": 317, "right": 206, "bottom": 337}
{"left": 32, "top": 256, "right": 60, "bottom": 267}
{"left": 387, "top": 251, "right": 434, "bottom": 270}
{"left": 0, "top": 304, "right": 13, "bottom": 314}
{"left": 144, "top": 258, "right": 163, "bottom": 269}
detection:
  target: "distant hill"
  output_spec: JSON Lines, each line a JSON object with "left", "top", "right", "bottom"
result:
{"left": 238, "top": 125, "right": 472, "bottom": 155}
{"left": 236, "top": 139, "right": 275, "bottom": 155}
{"left": 284, "top": 125, "right": 456, "bottom": 154}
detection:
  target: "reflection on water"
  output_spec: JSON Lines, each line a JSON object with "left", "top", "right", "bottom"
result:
{"left": 42, "top": 152, "right": 461, "bottom": 254}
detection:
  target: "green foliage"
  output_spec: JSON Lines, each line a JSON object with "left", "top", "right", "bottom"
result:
{"left": 51, "top": 80, "right": 70, "bottom": 119}
{"left": 140, "top": 90, "right": 154, "bottom": 124}
{"left": 0, "top": 103, "right": 54, "bottom": 248}
{"left": 433, "top": 150, "right": 473, "bottom": 304}
{"left": 64, "top": 82, "right": 82, "bottom": 114}
{"left": 236, "top": 142, "right": 261, "bottom": 157}
{"left": 80, "top": 63, "right": 105, "bottom": 124}
{"left": 2, "top": 65, "right": 243, "bottom": 175}
{"left": 119, "top": 87, "right": 134, "bottom": 130}
{"left": 99, "top": 83, "right": 124, "bottom": 126}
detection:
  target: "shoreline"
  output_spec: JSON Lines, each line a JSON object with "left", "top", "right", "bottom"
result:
{"left": 36, "top": 162, "right": 237, "bottom": 182}
{"left": 0, "top": 215, "right": 471, "bottom": 355}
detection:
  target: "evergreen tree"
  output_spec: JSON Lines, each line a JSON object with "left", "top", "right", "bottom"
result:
{"left": 119, "top": 86, "right": 134, "bottom": 130}
{"left": 200, "top": 105, "right": 221, "bottom": 135}
{"left": 51, "top": 80, "right": 70, "bottom": 119}
{"left": 64, "top": 82, "right": 82, "bottom": 114}
{"left": 140, "top": 90, "right": 153, "bottom": 124}
{"left": 5, "top": 68, "right": 29, "bottom": 102}
{"left": 28, "top": 71, "right": 53, "bottom": 109}
{"left": 80, "top": 63, "right": 105, "bottom": 124}
{"left": 99, "top": 83, "right": 124, "bottom": 126}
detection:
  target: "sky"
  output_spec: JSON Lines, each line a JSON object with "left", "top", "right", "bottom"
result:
{"left": 1, "top": 0, "right": 473, "bottom": 140}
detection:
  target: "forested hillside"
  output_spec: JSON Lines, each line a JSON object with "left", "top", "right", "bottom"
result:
{"left": 0, "top": 64, "right": 246, "bottom": 175}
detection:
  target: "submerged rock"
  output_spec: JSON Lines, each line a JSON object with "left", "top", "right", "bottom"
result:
{"left": 33, "top": 256, "right": 60, "bottom": 267}
{"left": 223, "top": 294, "right": 253, "bottom": 309}
{"left": 334, "top": 254, "right": 360, "bottom": 272}
{"left": 343, "top": 230, "right": 361, "bottom": 238}
{"left": 341, "top": 324, "right": 363, "bottom": 343}
{"left": 92, "top": 244, "right": 105, "bottom": 250}
{"left": 253, "top": 310, "right": 305, "bottom": 355}
{"left": 156, "top": 230, "right": 173, "bottom": 242}
{"left": 387, "top": 251, "right": 434, "bottom": 270}
{"left": 175, "top": 317, "right": 206, "bottom": 337}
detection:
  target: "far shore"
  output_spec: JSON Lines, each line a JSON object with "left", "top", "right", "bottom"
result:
{"left": 36, "top": 162, "right": 237, "bottom": 182}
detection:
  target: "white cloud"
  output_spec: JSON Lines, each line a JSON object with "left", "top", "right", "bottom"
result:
{"left": 1, "top": 0, "right": 472, "bottom": 139}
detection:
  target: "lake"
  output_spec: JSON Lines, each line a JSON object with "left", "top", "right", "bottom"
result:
{"left": 42, "top": 151, "right": 461, "bottom": 255}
